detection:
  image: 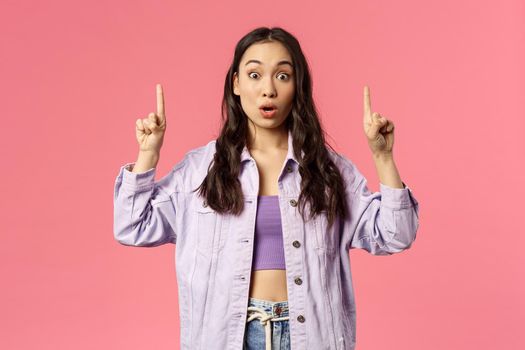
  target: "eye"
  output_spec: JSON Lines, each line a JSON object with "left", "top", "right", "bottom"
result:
{"left": 278, "top": 73, "right": 291, "bottom": 81}
{"left": 248, "top": 72, "right": 291, "bottom": 80}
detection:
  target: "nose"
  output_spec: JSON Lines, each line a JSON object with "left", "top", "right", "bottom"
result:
{"left": 262, "top": 77, "right": 277, "bottom": 98}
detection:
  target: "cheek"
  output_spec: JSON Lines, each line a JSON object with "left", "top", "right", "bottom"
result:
{"left": 239, "top": 98, "right": 257, "bottom": 117}
{"left": 284, "top": 83, "right": 295, "bottom": 99}
{"left": 284, "top": 89, "right": 295, "bottom": 107}
{"left": 237, "top": 87, "right": 255, "bottom": 103}
{"left": 244, "top": 90, "right": 259, "bottom": 107}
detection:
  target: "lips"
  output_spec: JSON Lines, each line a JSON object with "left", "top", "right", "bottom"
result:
{"left": 259, "top": 107, "right": 277, "bottom": 118}
{"left": 259, "top": 103, "right": 277, "bottom": 111}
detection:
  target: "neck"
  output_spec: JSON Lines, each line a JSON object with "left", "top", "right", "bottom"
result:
{"left": 247, "top": 125, "right": 288, "bottom": 152}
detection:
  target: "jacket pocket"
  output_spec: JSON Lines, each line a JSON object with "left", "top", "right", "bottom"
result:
{"left": 313, "top": 212, "right": 337, "bottom": 255}
{"left": 195, "top": 200, "right": 220, "bottom": 256}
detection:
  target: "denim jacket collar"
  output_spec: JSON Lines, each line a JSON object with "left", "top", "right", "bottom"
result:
{"left": 240, "top": 129, "right": 302, "bottom": 166}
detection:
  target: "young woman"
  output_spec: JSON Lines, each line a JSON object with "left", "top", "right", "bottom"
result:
{"left": 114, "top": 27, "right": 420, "bottom": 350}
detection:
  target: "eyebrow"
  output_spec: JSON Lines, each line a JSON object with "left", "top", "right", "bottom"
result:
{"left": 244, "top": 59, "right": 293, "bottom": 68}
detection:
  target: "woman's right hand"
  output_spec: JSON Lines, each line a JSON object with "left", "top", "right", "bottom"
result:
{"left": 135, "top": 84, "right": 167, "bottom": 154}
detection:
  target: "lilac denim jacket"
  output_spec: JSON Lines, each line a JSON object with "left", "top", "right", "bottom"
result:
{"left": 113, "top": 130, "right": 420, "bottom": 350}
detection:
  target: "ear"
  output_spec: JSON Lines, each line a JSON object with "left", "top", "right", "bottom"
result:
{"left": 233, "top": 72, "right": 239, "bottom": 96}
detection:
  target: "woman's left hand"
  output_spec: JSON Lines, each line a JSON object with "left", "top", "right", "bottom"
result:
{"left": 363, "top": 85, "right": 395, "bottom": 156}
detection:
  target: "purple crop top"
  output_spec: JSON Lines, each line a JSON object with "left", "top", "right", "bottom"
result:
{"left": 251, "top": 195, "right": 286, "bottom": 271}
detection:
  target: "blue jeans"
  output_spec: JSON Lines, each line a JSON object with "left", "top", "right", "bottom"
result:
{"left": 243, "top": 297, "right": 291, "bottom": 350}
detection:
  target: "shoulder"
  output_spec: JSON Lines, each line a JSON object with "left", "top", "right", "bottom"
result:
{"left": 173, "top": 139, "right": 217, "bottom": 191}
{"left": 181, "top": 139, "right": 217, "bottom": 167}
{"left": 326, "top": 147, "right": 354, "bottom": 171}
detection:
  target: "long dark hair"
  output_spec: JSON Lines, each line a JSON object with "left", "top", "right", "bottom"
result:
{"left": 195, "top": 26, "right": 348, "bottom": 229}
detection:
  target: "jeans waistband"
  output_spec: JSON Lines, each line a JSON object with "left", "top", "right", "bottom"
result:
{"left": 247, "top": 297, "right": 289, "bottom": 318}
{"left": 246, "top": 298, "right": 290, "bottom": 350}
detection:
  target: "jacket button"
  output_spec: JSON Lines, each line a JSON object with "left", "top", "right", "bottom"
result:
{"left": 203, "top": 200, "right": 208, "bottom": 207}
{"left": 297, "top": 315, "right": 305, "bottom": 323}
{"left": 289, "top": 199, "right": 297, "bottom": 207}
{"left": 292, "top": 240, "right": 301, "bottom": 248}
{"left": 286, "top": 165, "right": 293, "bottom": 173}
{"left": 294, "top": 277, "right": 302, "bottom": 285}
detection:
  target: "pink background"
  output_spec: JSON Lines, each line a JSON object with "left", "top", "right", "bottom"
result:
{"left": 1, "top": 0, "right": 524, "bottom": 349}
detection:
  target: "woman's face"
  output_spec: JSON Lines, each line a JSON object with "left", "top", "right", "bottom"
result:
{"left": 233, "top": 41, "right": 295, "bottom": 132}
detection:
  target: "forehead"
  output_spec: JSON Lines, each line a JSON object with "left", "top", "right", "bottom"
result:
{"left": 240, "top": 41, "right": 292, "bottom": 67}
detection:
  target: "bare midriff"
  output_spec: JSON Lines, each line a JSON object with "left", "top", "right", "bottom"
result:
{"left": 249, "top": 269, "right": 288, "bottom": 302}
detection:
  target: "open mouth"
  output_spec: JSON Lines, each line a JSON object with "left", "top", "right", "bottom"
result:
{"left": 259, "top": 106, "right": 277, "bottom": 118}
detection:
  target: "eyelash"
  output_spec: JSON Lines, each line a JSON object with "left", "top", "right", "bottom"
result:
{"left": 248, "top": 72, "right": 291, "bottom": 81}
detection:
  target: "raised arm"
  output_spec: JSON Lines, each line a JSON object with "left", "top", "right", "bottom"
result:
{"left": 341, "top": 86, "right": 420, "bottom": 255}
{"left": 113, "top": 83, "right": 182, "bottom": 247}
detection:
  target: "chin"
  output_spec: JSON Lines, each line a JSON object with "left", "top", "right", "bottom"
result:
{"left": 254, "top": 117, "right": 287, "bottom": 128}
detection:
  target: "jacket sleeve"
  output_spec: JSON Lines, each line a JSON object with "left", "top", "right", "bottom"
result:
{"left": 342, "top": 159, "right": 420, "bottom": 255}
{"left": 113, "top": 158, "right": 186, "bottom": 247}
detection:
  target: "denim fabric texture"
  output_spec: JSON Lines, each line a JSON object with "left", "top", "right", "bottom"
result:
{"left": 244, "top": 297, "right": 290, "bottom": 350}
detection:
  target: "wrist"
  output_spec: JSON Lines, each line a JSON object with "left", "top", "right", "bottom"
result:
{"left": 372, "top": 152, "right": 394, "bottom": 162}
{"left": 133, "top": 151, "right": 160, "bottom": 173}
{"left": 138, "top": 150, "right": 160, "bottom": 160}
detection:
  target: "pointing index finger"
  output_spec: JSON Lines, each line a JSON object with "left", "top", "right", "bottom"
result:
{"left": 156, "top": 83, "right": 165, "bottom": 118}
{"left": 364, "top": 85, "right": 371, "bottom": 117}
